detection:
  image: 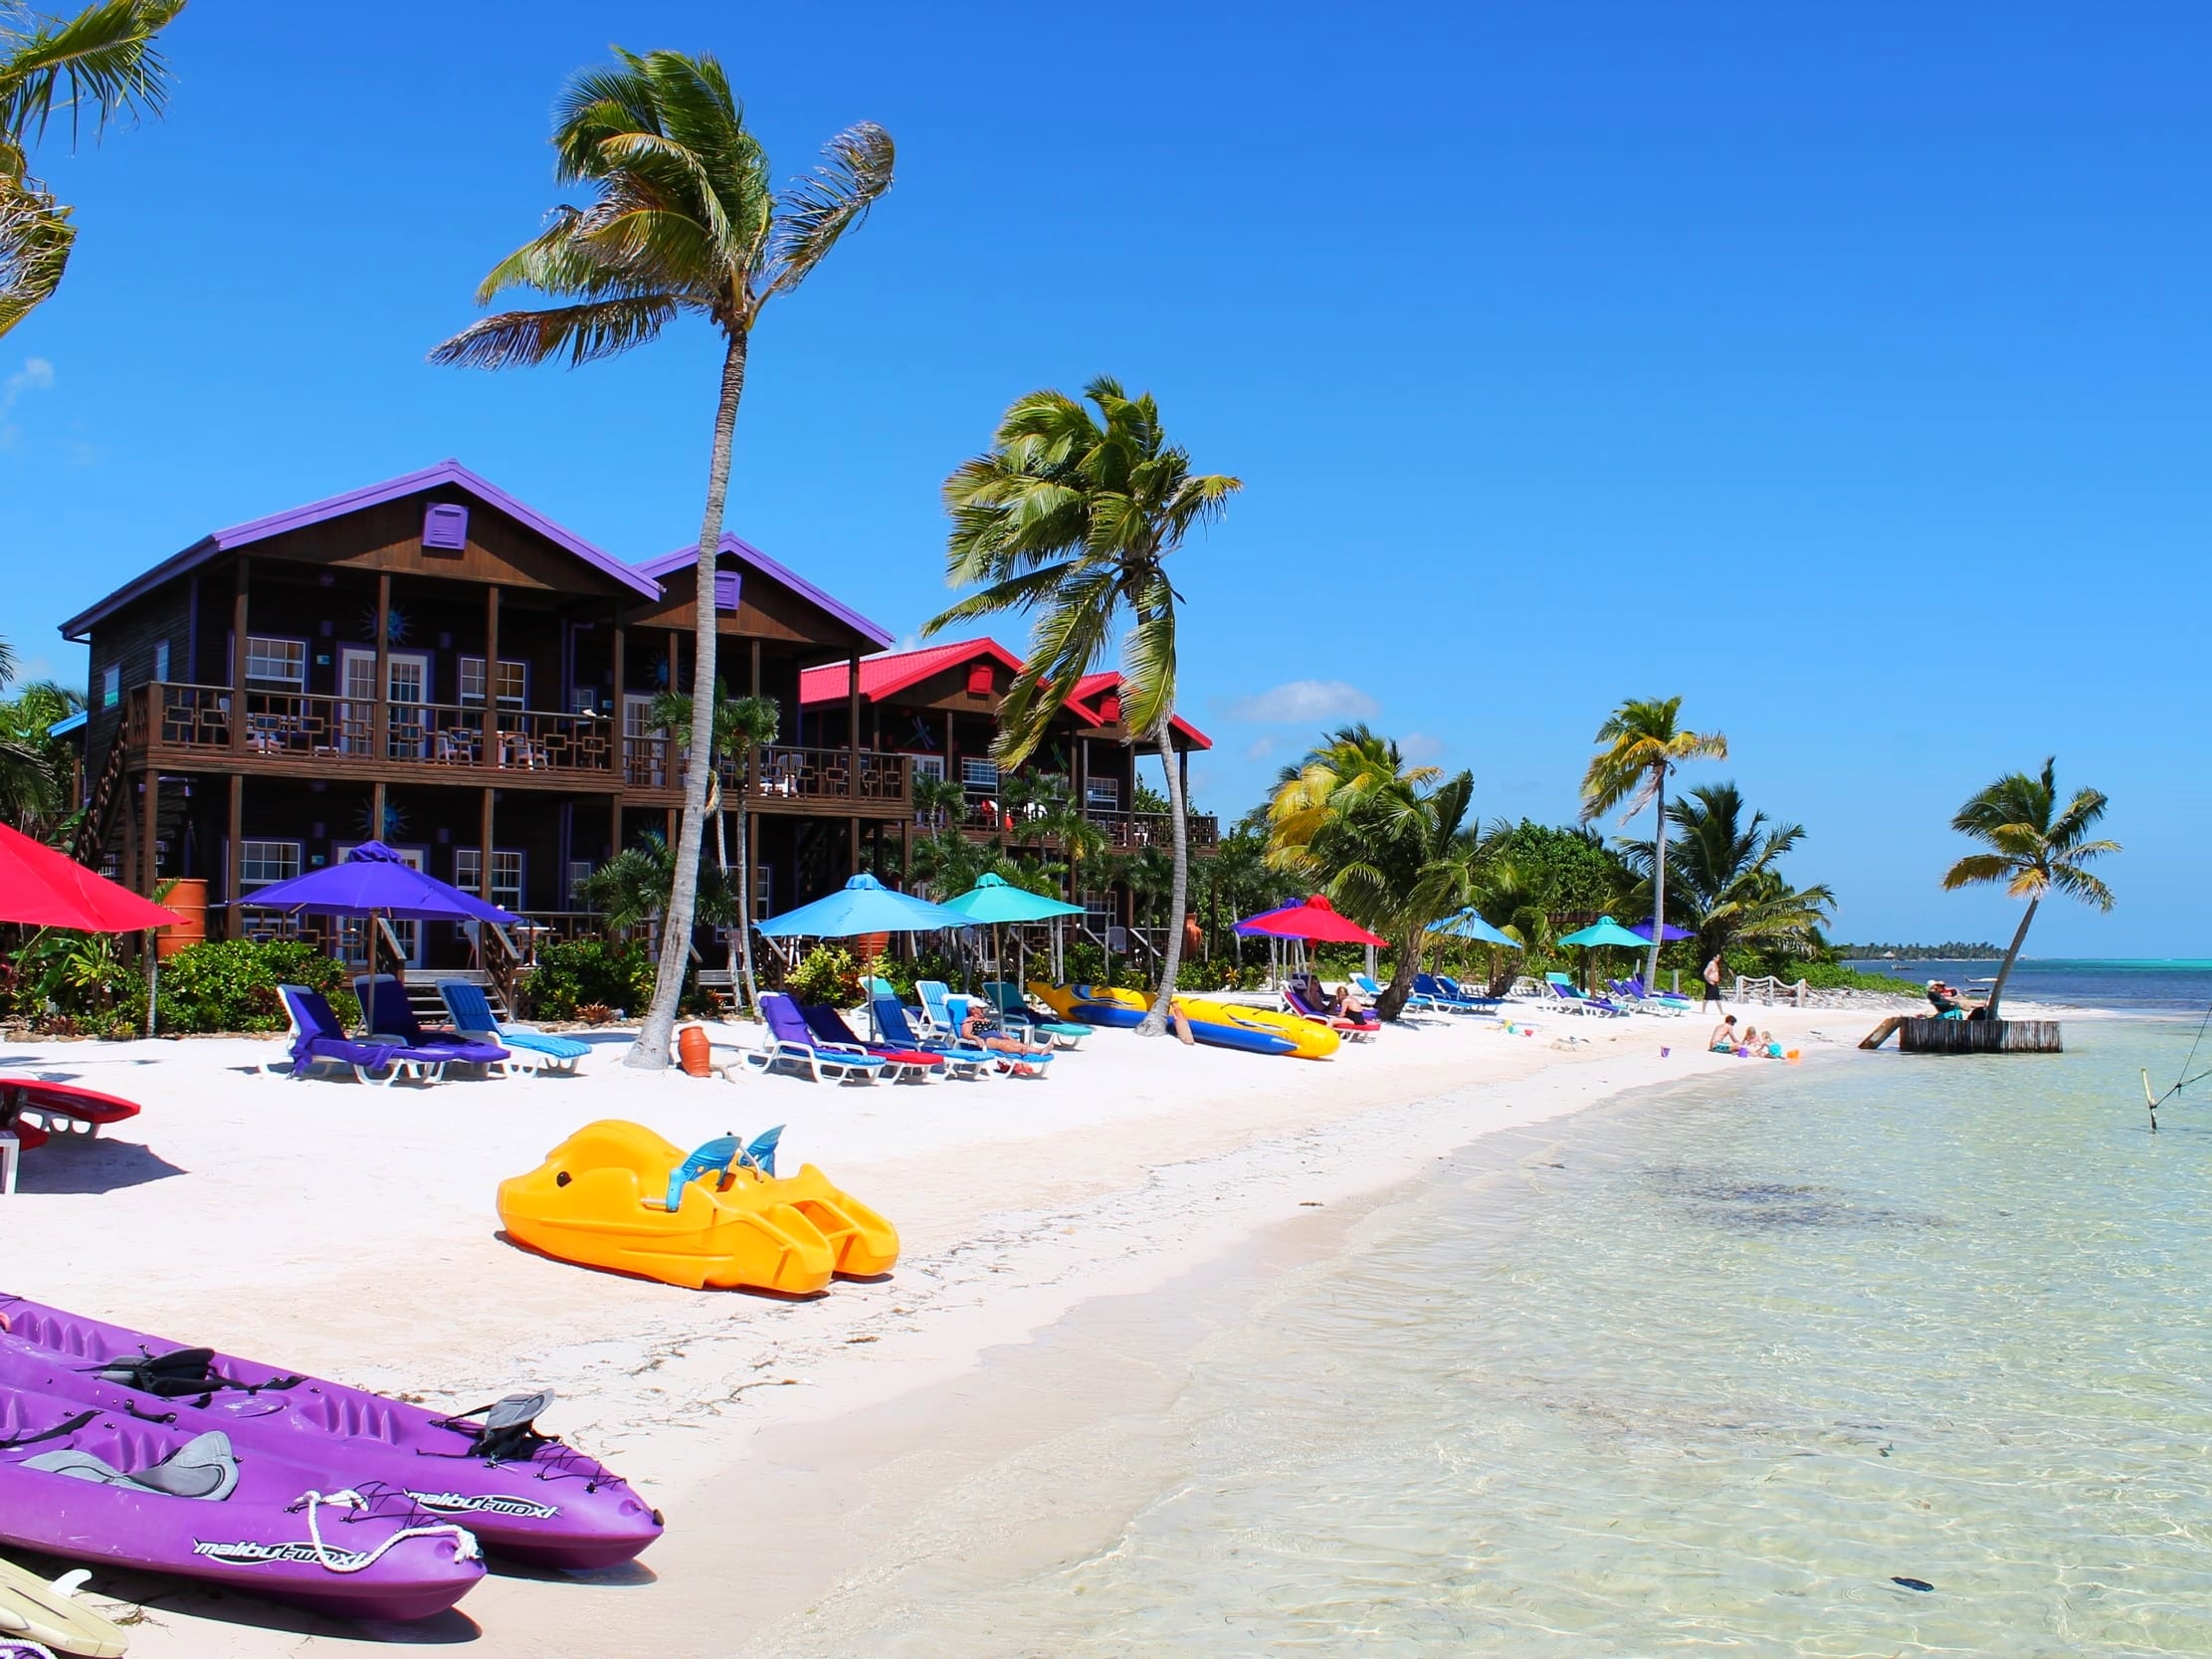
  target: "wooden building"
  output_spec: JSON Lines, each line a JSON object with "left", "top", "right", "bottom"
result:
{"left": 58, "top": 462, "right": 906, "bottom": 969}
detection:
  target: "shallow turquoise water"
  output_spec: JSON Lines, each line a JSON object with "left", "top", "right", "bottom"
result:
{"left": 872, "top": 1020, "right": 2212, "bottom": 1655}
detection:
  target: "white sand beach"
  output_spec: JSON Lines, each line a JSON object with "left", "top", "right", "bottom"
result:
{"left": 0, "top": 996, "right": 1910, "bottom": 1655}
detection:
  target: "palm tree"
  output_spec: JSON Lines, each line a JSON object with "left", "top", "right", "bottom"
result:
{"left": 2, "top": 0, "right": 182, "bottom": 337}
{"left": 1940, "top": 757, "right": 2117, "bottom": 1016}
{"left": 578, "top": 832, "right": 735, "bottom": 938}
{"left": 927, "top": 377, "right": 1240, "bottom": 1036}
{"left": 432, "top": 49, "right": 893, "bottom": 1071}
{"left": 1580, "top": 697, "right": 1727, "bottom": 989}
{"left": 1622, "top": 782, "right": 1835, "bottom": 967}
{"left": 648, "top": 682, "right": 779, "bottom": 1006}
{"left": 1267, "top": 726, "right": 1482, "bottom": 1019}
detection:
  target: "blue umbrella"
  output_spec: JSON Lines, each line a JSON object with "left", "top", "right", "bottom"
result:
{"left": 1427, "top": 907, "right": 1518, "bottom": 946}
{"left": 937, "top": 873, "right": 1084, "bottom": 925}
{"left": 755, "top": 873, "right": 974, "bottom": 938}
{"left": 238, "top": 840, "right": 520, "bottom": 925}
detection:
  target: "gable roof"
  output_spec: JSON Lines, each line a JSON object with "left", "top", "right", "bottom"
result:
{"left": 798, "top": 637, "right": 1062, "bottom": 709}
{"left": 60, "top": 460, "right": 662, "bottom": 640}
{"left": 1070, "top": 671, "right": 1213, "bottom": 749}
{"left": 637, "top": 533, "right": 894, "bottom": 651}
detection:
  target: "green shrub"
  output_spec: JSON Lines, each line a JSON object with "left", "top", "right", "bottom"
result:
{"left": 521, "top": 939, "right": 654, "bottom": 1020}
{"left": 154, "top": 939, "right": 357, "bottom": 1033}
{"left": 784, "top": 944, "right": 863, "bottom": 1008}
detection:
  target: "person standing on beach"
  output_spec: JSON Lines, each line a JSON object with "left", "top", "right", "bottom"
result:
{"left": 1703, "top": 953, "right": 1724, "bottom": 1008}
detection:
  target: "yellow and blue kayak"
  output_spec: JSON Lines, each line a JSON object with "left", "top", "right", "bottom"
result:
{"left": 1027, "top": 984, "right": 1341, "bottom": 1060}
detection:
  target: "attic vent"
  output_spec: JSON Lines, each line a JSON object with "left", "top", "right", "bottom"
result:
{"left": 422, "top": 504, "right": 469, "bottom": 552}
{"left": 713, "top": 570, "right": 740, "bottom": 612}
{"left": 965, "top": 664, "right": 994, "bottom": 697}
{"left": 1099, "top": 695, "right": 1121, "bottom": 723}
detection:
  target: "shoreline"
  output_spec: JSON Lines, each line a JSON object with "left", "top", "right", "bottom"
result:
{"left": 0, "top": 996, "right": 2077, "bottom": 1653}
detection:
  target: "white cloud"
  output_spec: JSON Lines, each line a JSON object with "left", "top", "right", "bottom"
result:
{"left": 1400, "top": 731, "right": 1446, "bottom": 762}
{"left": 1227, "top": 679, "right": 1380, "bottom": 724}
{"left": 1242, "top": 734, "right": 1277, "bottom": 763}
{"left": 0, "top": 356, "right": 55, "bottom": 448}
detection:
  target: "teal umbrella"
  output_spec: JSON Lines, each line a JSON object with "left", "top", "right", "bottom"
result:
{"left": 1558, "top": 914, "right": 1645, "bottom": 995}
{"left": 1427, "top": 907, "right": 1518, "bottom": 946}
{"left": 939, "top": 873, "right": 1085, "bottom": 992}
{"left": 755, "top": 873, "right": 972, "bottom": 937}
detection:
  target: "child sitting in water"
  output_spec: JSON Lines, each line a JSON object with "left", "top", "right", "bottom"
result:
{"left": 1709, "top": 1014, "right": 1738, "bottom": 1053}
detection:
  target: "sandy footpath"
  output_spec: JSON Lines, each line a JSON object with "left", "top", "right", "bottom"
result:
{"left": 0, "top": 993, "right": 1900, "bottom": 1655}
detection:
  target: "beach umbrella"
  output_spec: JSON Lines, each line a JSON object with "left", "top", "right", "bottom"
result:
{"left": 1558, "top": 915, "right": 1647, "bottom": 994}
{"left": 1630, "top": 920, "right": 1694, "bottom": 942}
{"left": 235, "top": 839, "right": 522, "bottom": 987}
{"left": 938, "top": 874, "right": 1084, "bottom": 992}
{"left": 0, "top": 823, "right": 183, "bottom": 933}
{"left": 1427, "top": 907, "right": 1517, "bottom": 946}
{"left": 754, "top": 873, "right": 973, "bottom": 938}
{"left": 1234, "top": 895, "right": 1388, "bottom": 948}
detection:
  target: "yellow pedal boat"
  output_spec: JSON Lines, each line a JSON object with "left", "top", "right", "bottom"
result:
{"left": 497, "top": 1120, "right": 899, "bottom": 1294}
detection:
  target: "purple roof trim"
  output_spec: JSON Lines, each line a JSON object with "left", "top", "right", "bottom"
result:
{"left": 638, "top": 532, "right": 894, "bottom": 650}
{"left": 60, "top": 460, "right": 661, "bottom": 640}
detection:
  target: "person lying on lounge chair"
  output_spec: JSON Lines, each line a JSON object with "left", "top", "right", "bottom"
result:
{"left": 957, "top": 998, "right": 1053, "bottom": 1060}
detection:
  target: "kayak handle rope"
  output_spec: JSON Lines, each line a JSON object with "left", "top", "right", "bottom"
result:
{"left": 298, "top": 1488, "right": 482, "bottom": 1574}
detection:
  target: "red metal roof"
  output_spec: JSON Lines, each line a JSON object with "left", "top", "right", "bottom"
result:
{"left": 1068, "top": 671, "right": 1213, "bottom": 750}
{"left": 802, "top": 644, "right": 1211, "bottom": 750}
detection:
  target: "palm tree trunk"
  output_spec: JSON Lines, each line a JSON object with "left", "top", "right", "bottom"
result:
{"left": 1645, "top": 769, "right": 1668, "bottom": 989}
{"left": 628, "top": 329, "right": 748, "bottom": 1071}
{"left": 735, "top": 785, "right": 758, "bottom": 1012}
{"left": 1138, "top": 729, "right": 1189, "bottom": 1035}
{"left": 1986, "top": 897, "right": 2038, "bottom": 1019}
{"left": 1377, "top": 928, "right": 1423, "bottom": 1020}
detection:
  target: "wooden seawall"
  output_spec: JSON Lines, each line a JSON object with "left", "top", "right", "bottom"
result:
{"left": 1862, "top": 1017, "right": 2063, "bottom": 1054}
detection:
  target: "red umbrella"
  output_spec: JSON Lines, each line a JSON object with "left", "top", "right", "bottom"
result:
{"left": 1233, "top": 895, "right": 1388, "bottom": 947}
{"left": 0, "top": 823, "right": 182, "bottom": 933}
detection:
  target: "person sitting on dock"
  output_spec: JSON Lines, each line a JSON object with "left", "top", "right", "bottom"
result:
{"left": 1709, "top": 1014, "right": 1738, "bottom": 1053}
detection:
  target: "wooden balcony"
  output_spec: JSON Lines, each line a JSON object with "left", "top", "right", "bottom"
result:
{"left": 122, "top": 683, "right": 911, "bottom": 814}
{"left": 937, "top": 798, "right": 1220, "bottom": 852}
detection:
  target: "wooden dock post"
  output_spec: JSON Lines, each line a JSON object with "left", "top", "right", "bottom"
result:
{"left": 1892, "top": 1017, "right": 2062, "bottom": 1054}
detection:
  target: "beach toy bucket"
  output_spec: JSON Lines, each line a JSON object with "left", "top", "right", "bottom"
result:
{"left": 1660, "top": 1047, "right": 1671, "bottom": 1058}
{"left": 677, "top": 1025, "right": 713, "bottom": 1078}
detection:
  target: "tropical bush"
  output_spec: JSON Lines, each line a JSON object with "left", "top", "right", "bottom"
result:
{"left": 520, "top": 940, "right": 655, "bottom": 1021}
{"left": 783, "top": 944, "right": 863, "bottom": 1008}
{"left": 156, "top": 939, "right": 356, "bottom": 1032}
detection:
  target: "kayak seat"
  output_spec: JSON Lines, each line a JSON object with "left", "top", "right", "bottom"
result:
{"left": 25, "top": 1429, "right": 240, "bottom": 1501}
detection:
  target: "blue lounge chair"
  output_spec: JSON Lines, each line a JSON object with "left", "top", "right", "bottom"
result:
{"left": 1434, "top": 975, "right": 1507, "bottom": 1011}
{"left": 945, "top": 995, "right": 1054, "bottom": 1077}
{"left": 354, "top": 974, "right": 512, "bottom": 1073}
{"left": 438, "top": 981, "right": 590, "bottom": 1074}
{"left": 1543, "top": 973, "right": 1629, "bottom": 1018}
{"left": 274, "top": 985, "right": 451, "bottom": 1086}
{"left": 914, "top": 979, "right": 960, "bottom": 1038}
{"left": 799, "top": 1001, "right": 945, "bottom": 1084}
{"left": 739, "top": 993, "right": 887, "bottom": 1085}
{"left": 1413, "top": 972, "right": 1498, "bottom": 1014}
{"left": 981, "top": 981, "right": 1089, "bottom": 1049}
{"left": 871, "top": 996, "right": 995, "bottom": 1080}
{"left": 1353, "top": 971, "right": 1443, "bottom": 1013}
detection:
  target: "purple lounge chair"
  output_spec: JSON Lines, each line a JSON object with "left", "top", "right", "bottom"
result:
{"left": 1282, "top": 977, "right": 1379, "bottom": 1040}
{"left": 354, "top": 974, "right": 511, "bottom": 1074}
{"left": 798, "top": 1002, "right": 945, "bottom": 1083}
{"left": 274, "top": 985, "right": 456, "bottom": 1086}
{"left": 739, "top": 994, "right": 888, "bottom": 1085}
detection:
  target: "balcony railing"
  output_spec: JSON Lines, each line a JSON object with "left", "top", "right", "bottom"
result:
{"left": 932, "top": 796, "right": 1220, "bottom": 851}
{"left": 129, "top": 685, "right": 907, "bottom": 805}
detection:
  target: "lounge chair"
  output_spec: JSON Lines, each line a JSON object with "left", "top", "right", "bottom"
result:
{"left": 870, "top": 996, "right": 995, "bottom": 1080}
{"left": 1542, "top": 973, "right": 1629, "bottom": 1018}
{"left": 1414, "top": 972, "right": 1499, "bottom": 1014}
{"left": 981, "top": 981, "right": 1089, "bottom": 1049}
{"left": 353, "top": 974, "right": 512, "bottom": 1073}
{"left": 438, "top": 981, "right": 590, "bottom": 1074}
{"left": 1353, "top": 971, "right": 1443, "bottom": 1013}
{"left": 1435, "top": 974, "right": 1508, "bottom": 1011}
{"left": 735, "top": 994, "right": 887, "bottom": 1085}
{"left": 798, "top": 1002, "right": 944, "bottom": 1084}
{"left": 945, "top": 995, "right": 1054, "bottom": 1077}
{"left": 1608, "top": 976, "right": 1689, "bottom": 1016}
{"left": 913, "top": 979, "right": 961, "bottom": 1038}
{"left": 273, "top": 985, "right": 452, "bottom": 1086}
{"left": 1281, "top": 978, "right": 1379, "bottom": 1040}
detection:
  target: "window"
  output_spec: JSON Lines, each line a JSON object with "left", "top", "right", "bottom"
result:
{"left": 961, "top": 757, "right": 1000, "bottom": 792}
{"left": 240, "top": 840, "right": 302, "bottom": 890}
{"left": 153, "top": 641, "right": 170, "bottom": 683}
{"left": 910, "top": 754, "right": 945, "bottom": 783}
{"left": 459, "top": 658, "right": 526, "bottom": 707}
{"left": 566, "top": 859, "right": 595, "bottom": 907}
{"left": 246, "top": 636, "right": 305, "bottom": 687}
{"left": 454, "top": 849, "right": 523, "bottom": 913}
{"left": 1085, "top": 777, "right": 1121, "bottom": 812}
{"left": 101, "top": 664, "right": 118, "bottom": 708}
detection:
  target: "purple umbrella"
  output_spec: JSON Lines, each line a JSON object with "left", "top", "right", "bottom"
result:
{"left": 1631, "top": 921, "right": 1694, "bottom": 942}
{"left": 230, "top": 840, "right": 521, "bottom": 984}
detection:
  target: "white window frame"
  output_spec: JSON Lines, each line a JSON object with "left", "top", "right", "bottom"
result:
{"left": 245, "top": 636, "right": 305, "bottom": 687}
{"left": 153, "top": 640, "right": 170, "bottom": 683}
{"left": 1085, "top": 777, "right": 1121, "bottom": 811}
{"left": 459, "top": 657, "right": 527, "bottom": 709}
{"left": 455, "top": 847, "right": 524, "bottom": 914}
{"left": 910, "top": 754, "right": 945, "bottom": 783}
{"left": 239, "top": 839, "right": 302, "bottom": 890}
{"left": 566, "top": 859, "right": 595, "bottom": 907}
{"left": 961, "top": 757, "right": 1000, "bottom": 792}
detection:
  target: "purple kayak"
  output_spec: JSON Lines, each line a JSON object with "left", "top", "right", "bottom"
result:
{"left": 0, "top": 1374, "right": 483, "bottom": 1621}
{"left": 0, "top": 1296, "right": 662, "bottom": 1570}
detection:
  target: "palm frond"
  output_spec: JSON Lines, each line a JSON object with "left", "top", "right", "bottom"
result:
{"left": 429, "top": 295, "right": 679, "bottom": 369}
{"left": 764, "top": 120, "right": 894, "bottom": 299}
{"left": 0, "top": 0, "right": 183, "bottom": 147}
{"left": 0, "top": 165, "right": 72, "bottom": 339}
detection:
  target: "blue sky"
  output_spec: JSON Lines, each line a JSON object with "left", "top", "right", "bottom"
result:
{"left": 3, "top": 1, "right": 2201, "bottom": 952}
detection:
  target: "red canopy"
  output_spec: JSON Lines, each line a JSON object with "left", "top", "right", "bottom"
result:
{"left": 0, "top": 823, "right": 182, "bottom": 933}
{"left": 1234, "top": 895, "right": 1388, "bottom": 947}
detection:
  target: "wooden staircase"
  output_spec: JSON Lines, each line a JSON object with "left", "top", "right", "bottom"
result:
{"left": 71, "top": 734, "right": 129, "bottom": 867}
